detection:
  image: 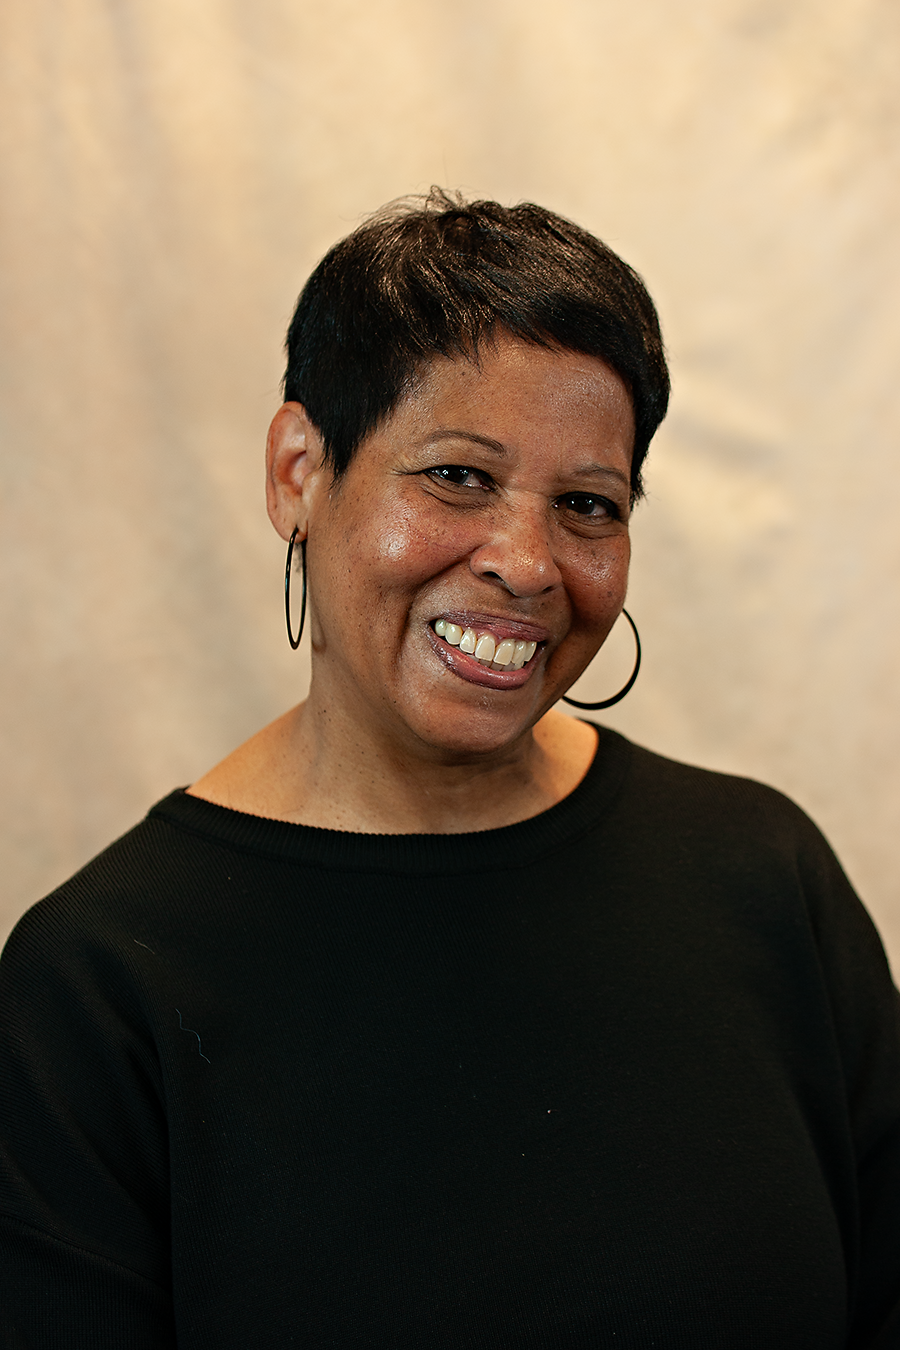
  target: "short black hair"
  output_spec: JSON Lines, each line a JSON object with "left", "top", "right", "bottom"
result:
{"left": 283, "top": 189, "right": 669, "bottom": 500}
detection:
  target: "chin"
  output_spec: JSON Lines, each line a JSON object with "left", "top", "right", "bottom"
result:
{"left": 402, "top": 694, "right": 545, "bottom": 762}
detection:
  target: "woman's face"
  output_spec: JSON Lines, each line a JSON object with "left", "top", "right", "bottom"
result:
{"left": 276, "top": 333, "right": 634, "bottom": 760}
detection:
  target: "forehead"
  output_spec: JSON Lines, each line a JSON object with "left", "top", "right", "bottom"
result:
{"left": 395, "top": 335, "right": 635, "bottom": 447}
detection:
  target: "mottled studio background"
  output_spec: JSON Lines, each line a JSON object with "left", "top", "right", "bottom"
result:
{"left": 2, "top": 0, "right": 900, "bottom": 969}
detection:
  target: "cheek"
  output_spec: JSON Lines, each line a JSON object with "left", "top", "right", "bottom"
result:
{"left": 348, "top": 501, "right": 474, "bottom": 585}
{"left": 563, "top": 537, "right": 631, "bottom": 627}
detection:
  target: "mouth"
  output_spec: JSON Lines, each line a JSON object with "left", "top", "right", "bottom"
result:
{"left": 426, "top": 611, "right": 548, "bottom": 689}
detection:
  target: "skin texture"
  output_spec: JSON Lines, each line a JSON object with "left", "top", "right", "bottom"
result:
{"left": 189, "top": 333, "right": 635, "bottom": 833}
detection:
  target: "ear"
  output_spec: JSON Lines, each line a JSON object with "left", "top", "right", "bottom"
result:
{"left": 265, "top": 402, "right": 327, "bottom": 542}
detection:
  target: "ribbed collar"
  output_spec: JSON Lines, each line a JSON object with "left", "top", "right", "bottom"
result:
{"left": 148, "top": 724, "right": 633, "bottom": 878}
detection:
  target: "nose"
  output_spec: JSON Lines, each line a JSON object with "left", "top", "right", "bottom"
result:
{"left": 468, "top": 498, "right": 563, "bottom": 598}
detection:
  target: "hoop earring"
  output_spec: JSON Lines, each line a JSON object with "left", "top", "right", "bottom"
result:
{"left": 284, "top": 527, "right": 307, "bottom": 650}
{"left": 562, "top": 609, "right": 641, "bottom": 711}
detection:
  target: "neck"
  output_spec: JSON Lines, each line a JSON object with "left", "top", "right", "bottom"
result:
{"left": 187, "top": 679, "right": 598, "bottom": 834}
{"left": 291, "top": 695, "right": 596, "bottom": 833}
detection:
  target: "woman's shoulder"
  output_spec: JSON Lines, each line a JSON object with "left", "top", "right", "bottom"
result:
{"left": 606, "top": 729, "right": 894, "bottom": 981}
{"left": 1, "top": 790, "right": 224, "bottom": 976}
{"left": 611, "top": 729, "right": 826, "bottom": 846}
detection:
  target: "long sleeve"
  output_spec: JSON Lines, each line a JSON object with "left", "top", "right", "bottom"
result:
{"left": 3, "top": 745, "right": 900, "bottom": 1348}
{"left": 0, "top": 895, "right": 175, "bottom": 1348}
{"left": 797, "top": 826, "right": 900, "bottom": 1347}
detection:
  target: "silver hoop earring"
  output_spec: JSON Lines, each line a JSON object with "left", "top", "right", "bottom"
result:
{"left": 562, "top": 609, "right": 641, "bottom": 710}
{"left": 284, "top": 527, "right": 307, "bottom": 650}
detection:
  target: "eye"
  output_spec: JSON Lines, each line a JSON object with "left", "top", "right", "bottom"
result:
{"left": 554, "top": 492, "right": 621, "bottom": 521}
{"left": 425, "top": 465, "right": 493, "bottom": 490}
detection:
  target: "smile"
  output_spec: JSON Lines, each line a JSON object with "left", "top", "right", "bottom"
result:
{"left": 434, "top": 619, "right": 537, "bottom": 670}
{"left": 426, "top": 612, "right": 548, "bottom": 691}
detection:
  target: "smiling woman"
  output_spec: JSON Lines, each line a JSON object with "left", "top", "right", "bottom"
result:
{"left": 196, "top": 336, "right": 637, "bottom": 828}
{"left": 2, "top": 192, "right": 900, "bottom": 1349}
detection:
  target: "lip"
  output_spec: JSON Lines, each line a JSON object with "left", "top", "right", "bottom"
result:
{"left": 430, "top": 610, "right": 552, "bottom": 644}
{"left": 425, "top": 618, "right": 547, "bottom": 690}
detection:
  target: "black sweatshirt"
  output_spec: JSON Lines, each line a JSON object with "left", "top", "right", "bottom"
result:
{"left": 2, "top": 727, "right": 900, "bottom": 1349}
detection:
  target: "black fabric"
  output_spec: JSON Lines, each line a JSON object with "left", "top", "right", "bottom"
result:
{"left": 2, "top": 726, "right": 900, "bottom": 1348}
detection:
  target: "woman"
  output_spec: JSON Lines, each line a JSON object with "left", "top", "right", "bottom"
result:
{"left": 2, "top": 191, "right": 899, "bottom": 1349}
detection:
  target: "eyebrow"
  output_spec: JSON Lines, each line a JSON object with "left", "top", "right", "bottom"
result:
{"left": 571, "top": 464, "right": 631, "bottom": 488}
{"left": 427, "top": 429, "right": 507, "bottom": 455}
{"left": 427, "top": 431, "right": 631, "bottom": 490}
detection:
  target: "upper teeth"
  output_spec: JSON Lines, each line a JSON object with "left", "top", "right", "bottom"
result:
{"left": 434, "top": 619, "right": 537, "bottom": 670}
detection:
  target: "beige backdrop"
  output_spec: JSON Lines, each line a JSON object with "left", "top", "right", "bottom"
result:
{"left": 2, "top": 0, "right": 900, "bottom": 968}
